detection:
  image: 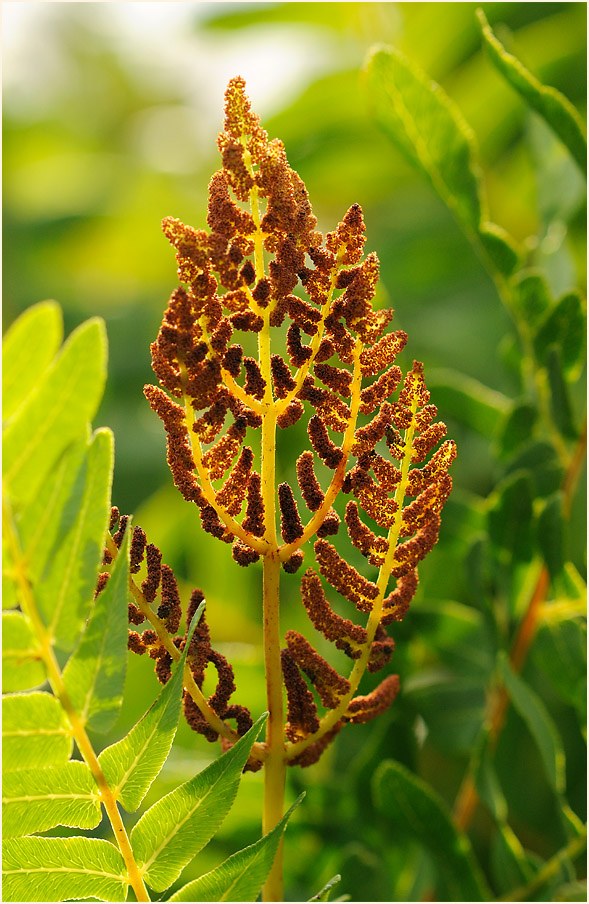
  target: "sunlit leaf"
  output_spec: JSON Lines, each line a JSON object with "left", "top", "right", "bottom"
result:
{"left": 2, "top": 301, "right": 63, "bottom": 423}
{"left": 2, "top": 611, "right": 45, "bottom": 692}
{"left": 16, "top": 439, "right": 88, "bottom": 587}
{"left": 2, "top": 836, "right": 127, "bottom": 902}
{"left": 131, "top": 713, "right": 267, "bottom": 891}
{"left": 3, "top": 317, "right": 107, "bottom": 507}
{"left": 366, "top": 45, "right": 520, "bottom": 277}
{"left": 372, "top": 760, "right": 490, "bottom": 900}
{"left": 478, "top": 9, "right": 587, "bottom": 174}
{"left": 168, "top": 796, "right": 304, "bottom": 902}
{"left": 98, "top": 603, "right": 204, "bottom": 812}
{"left": 2, "top": 692, "right": 72, "bottom": 770}
{"left": 3, "top": 762, "right": 101, "bottom": 838}
{"left": 63, "top": 522, "right": 130, "bottom": 732}
{"left": 36, "top": 428, "right": 114, "bottom": 650}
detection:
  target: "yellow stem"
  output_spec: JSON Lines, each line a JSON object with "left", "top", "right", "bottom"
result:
{"left": 3, "top": 499, "right": 150, "bottom": 903}
{"left": 261, "top": 551, "right": 285, "bottom": 902}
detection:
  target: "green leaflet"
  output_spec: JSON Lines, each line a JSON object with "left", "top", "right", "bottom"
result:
{"left": 2, "top": 301, "right": 63, "bottom": 424}
{"left": 16, "top": 438, "right": 88, "bottom": 588}
{"left": 477, "top": 9, "right": 587, "bottom": 175}
{"left": 499, "top": 654, "right": 567, "bottom": 796}
{"left": 2, "top": 761, "right": 101, "bottom": 839}
{"left": 365, "top": 45, "right": 520, "bottom": 277}
{"left": 36, "top": 428, "right": 114, "bottom": 650}
{"left": 131, "top": 713, "right": 267, "bottom": 892}
{"left": 2, "top": 692, "right": 72, "bottom": 770}
{"left": 3, "top": 317, "right": 107, "bottom": 507}
{"left": 98, "top": 603, "right": 205, "bottom": 812}
{"left": 168, "top": 795, "right": 304, "bottom": 902}
{"left": 427, "top": 368, "right": 509, "bottom": 438}
{"left": 372, "top": 760, "right": 490, "bottom": 901}
{"left": 2, "top": 836, "right": 127, "bottom": 902}
{"left": 2, "top": 611, "right": 45, "bottom": 692}
{"left": 63, "top": 523, "right": 130, "bottom": 733}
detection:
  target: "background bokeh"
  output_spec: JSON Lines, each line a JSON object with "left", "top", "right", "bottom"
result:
{"left": 3, "top": 3, "right": 586, "bottom": 901}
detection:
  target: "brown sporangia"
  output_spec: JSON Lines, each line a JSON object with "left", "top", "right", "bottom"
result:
{"left": 281, "top": 648, "right": 320, "bottom": 742}
{"left": 125, "top": 75, "right": 455, "bottom": 771}
{"left": 278, "top": 483, "right": 304, "bottom": 544}
{"left": 285, "top": 631, "right": 350, "bottom": 709}
{"left": 344, "top": 675, "right": 400, "bottom": 724}
{"left": 296, "top": 452, "right": 324, "bottom": 512}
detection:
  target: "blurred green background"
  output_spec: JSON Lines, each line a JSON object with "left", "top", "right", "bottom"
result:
{"left": 3, "top": 3, "right": 586, "bottom": 900}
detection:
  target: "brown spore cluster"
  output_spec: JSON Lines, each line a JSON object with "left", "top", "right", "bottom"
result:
{"left": 136, "top": 76, "right": 455, "bottom": 767}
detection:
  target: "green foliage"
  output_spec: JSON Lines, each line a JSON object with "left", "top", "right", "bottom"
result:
{"left": 97, "top": 602, "right": 204, "bottom": 813}
{"left": 2, "top": 4, "right": 586, "bottom": 902}
{"left": 366, "top": 44, "right": 521, "bottom": 276}
{"left": 2, "top": 837, "right": 128, "bottom": 903}
{"left": 2, "top": 611, "right": 46, "bottom": 692}
{"left": 3, "top": 762, "right": 101, "bottom": 839}
{"left": 373, "top": 760, "right": 490, "bottom": 901}
{"left": 62, "top": 524, "right": 131, "bottom": 732}
{"left": 499, "top": 654, "right": 567, "bottom": 797}
{"left": 130, "top": 714, "right": 267, "bottom": 891}
{"left": 2, "top": 301, "right": 63, "bottom": 423}
{"left": 168, "top": 797, "right": 303, "bottom": 902}
{"left": 477, "top": 9, "right": 587, "bottom": 174}
{"left": 2, "top": 692, "right": 72, "bottom": 769}
{"left": 3, "top": 317, "right": 107, "bottom": 507}
{"left": 2, "top": 306, "right": 292, "bottom": 903}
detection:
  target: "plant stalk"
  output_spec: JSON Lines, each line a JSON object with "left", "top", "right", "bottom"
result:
{"left": 262, "top": 550, "right": 286, "bottom": 902}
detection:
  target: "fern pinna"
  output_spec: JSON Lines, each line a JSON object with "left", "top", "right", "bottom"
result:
{"left": 112, "top": 76, "right": 456, "bottom": 901}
